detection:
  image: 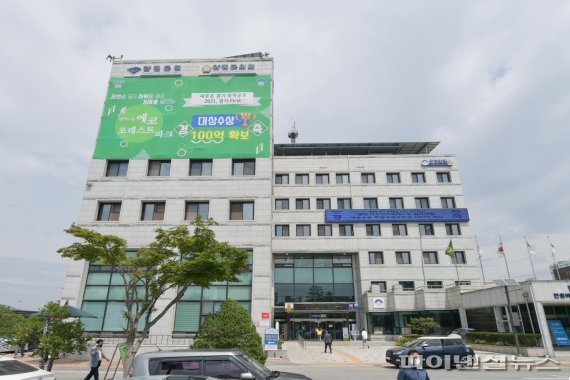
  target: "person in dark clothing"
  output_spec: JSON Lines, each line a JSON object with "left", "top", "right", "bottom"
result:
{"left": 84, "top": 339, "right": 109, "bottom": 380}
{"left": 397, "top": 349, "right": 430, "bottom": 380}
{"left": 323, "top": 331, "right": 333, "bottom": 353}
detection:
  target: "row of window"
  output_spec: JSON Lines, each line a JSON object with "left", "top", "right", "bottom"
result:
{"left": 371, "top": 280, "right": 472, "bottom": 292}
{"left": 275, "top": 197, "right": 457, "bottom": 210}
{"left": 275, "top": 223, "right": 462, "bottom": 237}
{"left": 368, "top": 250, "right": 467, "bottom": 265}
{"left": 276, "top": 172, "right": 451, "bottom": 185}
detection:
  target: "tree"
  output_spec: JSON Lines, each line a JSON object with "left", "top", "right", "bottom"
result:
{"left": 192, "top": 300, "right": 266, "bottom": 363}
{"left": 407, "top": 317, "right": 441, "bottom": 335}
{"left": 58, "top": 218, "right": 249, "bottom": 377}
{"left": 0, "top": 305, "right": 25, "bottom": 340}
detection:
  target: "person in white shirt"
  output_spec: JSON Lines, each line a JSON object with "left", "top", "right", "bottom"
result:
{"left": 361, "top": 329, "right": 369, "bottom": 348}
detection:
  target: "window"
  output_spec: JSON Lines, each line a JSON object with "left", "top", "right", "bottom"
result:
{"left": 339, "top": 224, "right": 354, "bottom": 236}
{"left": 230, "top": 201, "right": 254, "bottom": 220}
{"left": 361, "top": 173, "right": 375, "bottom": 184}
{"left": 396, "top": 251, "right": 411, "bottom": 264}
{"left": 427, "top": 281, "right": 443, "bottom": 289}
{"left": 363, "top": 198, "right": 378, "bottom": 209}
{"left": 232, "top": 159, "right": 255, "bottom": 175}
{"left": 141, "top": 202, "right": 165, "bottom": 221}
{"left": 316, "top": 198, "right": 331, "bottom": 209}
{"left": 318, "top": 224, "right": 332, "bottom": 236}
{"left": 419, "top": 224, "right": 435, "bottom": 236}
{"left": 368, "top": 252, "right": 384, "bottom": 264}
{"left": 423, "top": 251, "right": 439, "bottom": 264}
{"left": 275, "top": 199, "right": 289, "bottom": 210}
{"left": 316, "top": 174, "right": 329, "bottom": 184}
{"left": 203, "top": 359, "right": 243, "bottom": 379}
{"left": 389, "top": 198, "right": 404, "bottom": 209}
{"left": 336, "top": 173, "right": 350, "bottom": 184}
{"left": 386, "top": 173, "right": 400, "bottom": 183}
{"left": 296, "top": 198, "right": 310, "bottom": 210}
{"left": 451, "top": 251, "right": 467, "bottom": 264}
{"left": 392, "top": 224, "right": 408, "bottom": 236}
{"left": 455, "top": 280, "right": 471, "bottom": 286}
{"left": 185, "top": 202, "right": 209, "bottom": 220}
{"left": 445, "top": 223, "right": 462, "bottom": 236}
{"left": 296, "top": 224, "right": 311, "bottom": 236}
{"left": 97, "top": 202, "right": 121, "bottom": 221}
{"left": 441, "top": 197, "right": 456, "bottom": 209}
{"left": 372, "top": 281, "right": 387, "bottom": 292}
{"left": 412, "top": 172, "right": 425, "bottom": 183}
{"left": 275, "top": 225, "right": 290, "bottom": 237}
{"left": 366, "top": 224, "right": 381, "bottom": 236}
{"left": 275, "top": 174, "right": 289, "bottom": 184}
{"left": 437, "top": 172, "right": 451, "bottom": 183}
{"left": 415, "top": 197, "right": 430, "bottom": 209}
{"left": 147, "top": 160, "right": 171, "bottom": 176}
{"left": 295, "top": 174, "right": 309, "bottom": 184}
{"left": 399, "top": 281, "right": 415, "bottom": 291}
{"left": 337, "top": 198, "right": 352, "bottom": 210}
{"left": 106, "top": 160, "right": 128, "bottom": 177}
{"left": 190, "top": 159, "right": 212, "bottom": 176}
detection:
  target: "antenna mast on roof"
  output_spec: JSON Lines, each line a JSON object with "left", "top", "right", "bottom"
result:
{"left": 288, "top": 122, "right": 299, "bottom": 144}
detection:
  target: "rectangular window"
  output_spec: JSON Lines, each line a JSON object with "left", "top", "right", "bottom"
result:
{"left": 275, "top": 199, "right": 289, "bottom": 210}
{"left": 230, "top": 201, "right": 254, "bottom": 220}
{"left": 363, "top": 198, "right": 378, "bottom": 209}
{"left": 411, "top": 172, "right": 426, "bottom": 183}
{"left": 147, "top": 160, "right": 171, "bottom": 176}
{"left": 106, "top": 160, "right": 128, "bottom": 177}
{"left": 386, "top": 173, "right": 400, "bottom": 183}
{"left": 361, "top": 173, "right": 375, "bottom": 184}
{"left": 372, "top": 281, "right": 387, "bottom": 292}
{"left": 315, "top": 174, "right": 329, "bottom": 184}
{"left": 415, "top": 197, "right": 430, "bottom": 209}
{"left": 296, "top": 224, "right": 311, "bottom": 236}
{"left": 451, "top": 251, "right": 467, "bottom": 264}
{"left": 189, "top": 159, "right": 212, "bottom": 176}
{"left": 366, "top": 224, "right": 381, "bottom": 236}
{"left": 316, "top": 198, "right": 331, "bottom": 209}
{"left": 393, "top": 224, "right": 408, "bottom": 236}
{"left": 232, "top": 159, "right": 255, "bottom": 175}
{"left": 399, "top": 281, "right": 415, "bottom": 291}
{"left": 368, "top": 252, "right": 384, "bottom": 264}
{"left": 455, "top": 280, "right": 471, "bottom": 286}
{"left": 445, "top": 223, "right": 462, "bottom": 236}
{"left": 275, "top": 225, "right": 290, "bottom": 237}
{"left": 339, "top": 224, "right": 354, "bottom": 236}
{"left": 441, "top": 197, "right": 456, "bottom": 208}
{"left": 295, "top": 174, "right": 309, "bottom": 184}
{"left": 396, "top": 251, "right": 411, "bottom": 264}
{"left": 423, "top": 251, "right": 439, "bottom": 264}
{"left": 275, "top": 174, "right": 289, "bottom": 184}
{"left": 97, "top": 202, "right": 121, "bottom": 221}
{"left": 389, "top": 198, "right": 404, "bottom": 209}
{"left": 437, "top": 172, "right": 451, "bottom": 183}
{"left": 318, "top": 224, "right": 332, "bottom": 236}
{"left": 336, "top": 173, "right": 350, "bottom": 184}
{"left": 185, "top": 202, "right": 209, "bottom": 220}
{"left": 296, "top": 198, "right": 310, "bottom": 210}
{"left": 141, "top": 202, "right": 165, "bottom": 221}
{"left": 419, "top": 224, "right": 435, "bottom": 236}
{"left": 427, "top": 281, "right": 443, "bottom": 289}
{"left": 337, "top": 198, "right": 352, "bottom": 210}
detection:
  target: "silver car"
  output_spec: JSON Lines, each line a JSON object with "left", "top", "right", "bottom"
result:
{"left": 0, "top": 357, "right": 55, "bottom": 380}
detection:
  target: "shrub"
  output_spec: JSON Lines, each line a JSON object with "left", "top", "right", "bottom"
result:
{"left": 464, "top": 332, "right": 541, "bottom": 347}
{"left": 396, "top": 335, "right": 422, "bottom": 346}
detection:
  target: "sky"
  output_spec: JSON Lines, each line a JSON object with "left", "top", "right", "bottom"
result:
{"left": 0, "top": 0, "right": 569, "bottom": 310}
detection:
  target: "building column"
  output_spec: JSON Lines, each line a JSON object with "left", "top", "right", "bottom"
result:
{"left": 534, "top": 301, "right": 555, "bottom": 357}
{"left": 459, "top": 307, "right": 468, "bottom": 329}
{"left": 493, "top": 306, "right": 506, "bottom": 332}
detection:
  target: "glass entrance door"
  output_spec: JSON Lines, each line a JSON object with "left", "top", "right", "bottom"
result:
{"left": 290, "top": 319, "right": 349, "bottom": 340}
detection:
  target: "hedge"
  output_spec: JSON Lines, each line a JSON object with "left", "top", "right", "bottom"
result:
{"left": 464, "top": 332, "right": 542, "bottom": 347}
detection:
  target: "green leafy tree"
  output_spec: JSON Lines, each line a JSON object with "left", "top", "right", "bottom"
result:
{"left": 58, "top": 218, "right": 249, "bottom": 377}
{"left": 407, "top": 317, "right": 441, "bottom": 335}
{"left": 0, "top": 305, "right": 25, "bottom": 340}
{"left": 192, "top": 300, "right": 266, "bottom": 363}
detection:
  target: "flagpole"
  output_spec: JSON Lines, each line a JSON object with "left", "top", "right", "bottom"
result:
{"left": 499, "top": 235, "right": 512, "bottom": 278}
{"left": 474, "top": 235, "right": 486, "bottom": 283}
{"left": 547, "top": 235, "right": 561, "bottom": 280}
{"left": 524, "top": 235, "right": 537, "bottom": 280}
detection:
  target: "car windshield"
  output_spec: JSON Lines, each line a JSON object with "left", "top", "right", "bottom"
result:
{"left": 402, "top": 339, "right": 424, "bottom": 348}
{"left": 0, "top": 360, "right": 39, "bottom": 375}
{"left": 237, "top": 354, "right": 272, "bottom": 377}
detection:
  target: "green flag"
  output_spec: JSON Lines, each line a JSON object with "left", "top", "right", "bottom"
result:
{"left": 445, "top": 240, "right": 454, "bottom": 257}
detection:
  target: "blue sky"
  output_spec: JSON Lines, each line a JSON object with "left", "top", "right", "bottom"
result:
{"left": 0, "top": 0, "right": 569, "bottom": 310}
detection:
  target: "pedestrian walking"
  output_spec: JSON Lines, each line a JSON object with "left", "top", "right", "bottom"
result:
{"left": 323, "top": 331, "right": 333, "bottom": 353}
{"left": 397, "top": 349, "right": 430, "bottom": 380}
{"left": 361, "top": 329, "right": 369, "bottom": 348}
{"left": 84, "top": 339, "right": 109, "bottom": 380}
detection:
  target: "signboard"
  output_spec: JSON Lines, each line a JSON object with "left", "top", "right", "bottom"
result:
{"left": 547, "top": 320, "right": 570, "bottom": 346}
{"left": 264, "top": 328, "right": 279, "bottom": 351}
{"left": 287, "top": 303, "right": 351, "bottom": 312}
{"left": 342, "top": 327, "right": 349, "bottom": 341}
{"left": 325, "top": 208, "right": 469, "bottom": 223}
{"left": 94, "top": 73, "right": 272, "bottom": 159}
{"left": 421, "top": 159, "right": 452, "bottom": 167}
{"left": 260, "top": 312, "right": 270, "bottom": 327}
{"left": 372, "top": 297, "right": 386, "bottom": 309}
{"left": 284, "top": 303, "right": 294, "bottom": 312}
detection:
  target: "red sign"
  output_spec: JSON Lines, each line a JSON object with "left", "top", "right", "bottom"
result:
{"left": 261, "top": 312, "right": 270, "bottom": 319}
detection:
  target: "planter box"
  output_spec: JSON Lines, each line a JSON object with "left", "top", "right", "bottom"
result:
{"left": 470, "top": 343, "right": 545, "bottom": 357}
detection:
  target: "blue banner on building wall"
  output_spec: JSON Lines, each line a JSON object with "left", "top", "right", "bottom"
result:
{"left": 325, "top": 208, "right": 470, "bottom": 223}
{"left": 547, "top": 320, "right": 570, "bottom": 346}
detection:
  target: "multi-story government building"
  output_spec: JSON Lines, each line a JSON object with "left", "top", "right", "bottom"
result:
{"left": 61, "top": 54, "right": 482, "bottom": 342}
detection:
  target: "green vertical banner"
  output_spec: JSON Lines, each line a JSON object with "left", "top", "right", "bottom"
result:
{"left": 119, "top": 343, "right": 128, "bottom": 363}
{"left": 93, "top": 74, "right": 272, "bottom": 159}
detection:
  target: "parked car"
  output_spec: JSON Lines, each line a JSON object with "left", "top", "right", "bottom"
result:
{"left": 130, "top": 350, "right": 312, "bottom": 379}
{"left": 0, "top": 357, "right": 55, "bottom": 380}
{"left": 0, "top": 340, "right": 15, "bottom": 354}
{"left": 129, "top": 376, "right": 218, "bottom": 380}
{"left": 385, "top": 333, "right": 475, "bottom": 369}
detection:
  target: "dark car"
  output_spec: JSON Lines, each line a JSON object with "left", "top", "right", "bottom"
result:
{"left": 385, "top": 334, "right": 475, "bottom": 369}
